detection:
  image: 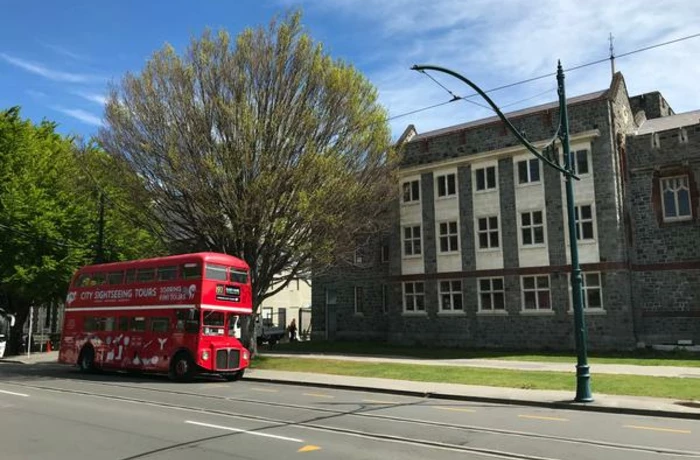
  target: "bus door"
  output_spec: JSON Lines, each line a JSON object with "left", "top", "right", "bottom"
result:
{"left": 227, "top": 313, "right": 241, "bottom": 339}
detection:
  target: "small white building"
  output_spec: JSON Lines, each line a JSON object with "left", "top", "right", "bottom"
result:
{"left": 260, "top": 277, "right": 312, "bottom": 339}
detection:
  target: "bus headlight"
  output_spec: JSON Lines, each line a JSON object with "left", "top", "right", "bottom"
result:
{"left": 202, "top": 350, "right": 210, "bottom": 360}
{"left": 243, "top": 351, "right": 249, "bottom": 361}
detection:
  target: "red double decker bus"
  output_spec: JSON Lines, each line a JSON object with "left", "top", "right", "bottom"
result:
{"left": 59, "top": 252, "right": 252, "bottom": 381}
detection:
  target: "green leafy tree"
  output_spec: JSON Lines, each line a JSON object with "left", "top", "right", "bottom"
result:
{"left": 0, "top": 108, "right": 163, "bottom": 354}
{"left": 98, "top": 11, "right": 399, "bottom": 350}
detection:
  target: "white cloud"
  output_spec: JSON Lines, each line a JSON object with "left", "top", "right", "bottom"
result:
{"left": 25, "top": 89, "right": 47, "bottom": 99}
{"left": 53, "top": 107, "right": 103, "bottom": 126}
{"left": 286, "top": 0, "right": 700, "bottom": 137}
{"left": 0, "top": 53, "right": 101, "bottom": 83}
{"left": 72, "top": 90, "right": 108, "bottom": 105}
{"left": 39, "top": 42, "right": 90, "bottom": 61}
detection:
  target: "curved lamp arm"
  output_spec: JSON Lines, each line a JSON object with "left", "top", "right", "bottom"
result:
{"left": 411, "top": 64, "right": 578, "bottom": 180}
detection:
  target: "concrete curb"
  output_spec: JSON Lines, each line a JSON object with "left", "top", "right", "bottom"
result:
{"left": 243, "top": 376, "right": 700, "bottom": 421}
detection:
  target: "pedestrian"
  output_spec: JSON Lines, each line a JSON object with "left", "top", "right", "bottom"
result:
{"left": 288, "top": 319, "right": 297, "bottom": 342}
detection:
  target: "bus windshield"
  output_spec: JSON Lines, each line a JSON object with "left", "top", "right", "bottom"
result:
{"left": 202, "top": 310, "right": 225, "bottom": 336}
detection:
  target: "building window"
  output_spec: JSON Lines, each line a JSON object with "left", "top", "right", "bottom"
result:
{"left": 478, "top": 278, "right": 505, "bottom": 311}
{"left": 439, "top": 280, "right": 463, "bottom": 311}
{"left": 582, "top": 272, "right": 603, "bottom": 310}
{"left": 661, "top": 176, "right": 692, "bottom": 222}
{"left": 403, "top": 282, "right": 425, "bottom": 312}
{"left": 438, "top": 221, "right": 459, "bottom": 253}
{"left": 402, "top": 180, "right": 420, "bottom": 203}
{"left": 520, "top": 211, "right": 545, "bottom": 246}
{"left": 354, "top": 286, "right": 364, "bottom": 315}
{"left": 477, "top": 216, "right": 499, "bottom": 249}
{"left": 381, "top": 284, "right": 388, "bottom": 314}
{"left": 521, "top": 275, "right": 551, "bottom": 310}
{"left": 574, "top": 205, "right": 595, "bottom": 240}
{"left": 354, "top": 248, "right": 364, "bottom": 264}
{"left": 568, "top": 149, "right": 590, "bottom": 175}
{"left": 436, "top": 173, "right": 456, "bottom": 197}
{"left": 380, "top": 244, "right": 389, "bottom": 263}
{"left": 518, "top": 159, "right": 540, "bottom": 184}
{"left": 403, "top": 225, "right": 422, "bottom": 256}
{"left": 475, "top": 166, "right": 497, "bottom": 191}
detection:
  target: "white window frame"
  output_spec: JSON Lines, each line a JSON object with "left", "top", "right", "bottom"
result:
{"left": 380, "top": 244, "right": 389, "bottom": 263}
{"left": 354, "top": 286, "right": 364, "bottom": 315}
{"left": 401, "top": 179, "right": 420, "bottom": 204}
{"left": 661, "top": 175, "right": 692, "bottom": 222}
{"left": 519, "top": 210, "right": 546, "bottom": 247}
{"left": 438, "top": 220, "right": 460, "bottom": 254}
{"left": 403, "top": 282, "right": 425, "bottom": 313}
{"left": 478, "top": 277, "right": 505, "bottom": 311}
{"left": 517, "top": 158, "right": 541, "bottom": 185}
{"left": 474, "top": 165, "right": 498, "bottom": 192}
{"left": 435, "top": 172, "right": 457, "bottom": 198}
{"left": 402, "top": 225, "right": 422, "bottom": 257}
{"left": 567, "top": 149, "right": 590, "bottom": 176}
{"left": 438, "top": 279, "right": 463, "bottom": 312}
{"left": 476, "top": 215, "right": 500, "bottom": 250}
{"left": 574, "top": 204, "right": 596, "bottom": 241}
{"left": 354, "top": 247, "right": 364, "bottom": 264}
{"left": 568, "top": 272, "right": 605, "bottom": 312}
{"left": 521, "top": 275, "right": 551, "bottom": 311}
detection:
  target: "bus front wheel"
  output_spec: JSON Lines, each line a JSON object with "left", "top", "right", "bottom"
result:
{"left": 223, "top": 369, "right": 245, "bottom": 382}
{"left": 78, "top": 346, "right": 96, "bottom": 373}
{"left": 169, "top": 352, "right": 194, "bottom": 382}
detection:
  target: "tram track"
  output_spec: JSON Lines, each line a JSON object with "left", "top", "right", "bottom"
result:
{"left": 2, "top": 374, "right": 699, "bottom": 458}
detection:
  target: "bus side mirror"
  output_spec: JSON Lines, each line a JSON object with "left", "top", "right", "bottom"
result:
{"left": 9, "top": 315, "right": 15, "bottom": 327}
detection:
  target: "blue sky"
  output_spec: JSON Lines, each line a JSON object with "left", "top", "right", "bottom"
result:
{"left": 2, "top": 0, "right": 700, "bottom": 139}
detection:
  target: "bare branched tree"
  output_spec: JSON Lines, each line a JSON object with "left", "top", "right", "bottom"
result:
{"left": 98, "top": 11, "right": 399, "bottom": 346}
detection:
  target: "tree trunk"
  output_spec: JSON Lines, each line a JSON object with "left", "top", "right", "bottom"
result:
{"left": 241, "top": 315, "right": 258, "bottom": 358}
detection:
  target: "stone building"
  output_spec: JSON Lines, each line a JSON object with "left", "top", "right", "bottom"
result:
{"left": 311, "top": 73, "right": 700, "bottom": 350}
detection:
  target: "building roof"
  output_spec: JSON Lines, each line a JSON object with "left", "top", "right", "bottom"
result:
{"left": 635, "top": 109, "right": 700, "bottom": 135}
{"left": 410, "top": 89, "right": 609, "bottom": 142}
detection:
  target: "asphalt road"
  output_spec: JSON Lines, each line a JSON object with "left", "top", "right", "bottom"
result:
{"left": 0, "top": 363, "right": 699, "bottom": 460}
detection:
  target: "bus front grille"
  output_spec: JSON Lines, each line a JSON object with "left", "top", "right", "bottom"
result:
{"left": 215, "top": 349, "right": 241, "bottom": 370}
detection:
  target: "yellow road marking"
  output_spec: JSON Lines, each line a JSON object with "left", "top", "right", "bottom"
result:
{"left": 362, "top": 399, "right": 398, "bottom": 404}
{"left": 298, "top": 445, "right": 322, "bottom": 453}
{"left": 432, "top": 406, "right": 477, "bottom": 413}
{"left": 251, "top": 388, "right": 279, "bottom": 393}
{"left": 518, "top": 414, "right": 569, "bottom": 422}
{"left": 623, "top": 425, "right": 691, "bottom": 434}
{"left": 303, "top": 393, "right": 335, "bottom": 399}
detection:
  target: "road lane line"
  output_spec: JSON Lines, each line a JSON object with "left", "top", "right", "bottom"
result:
{"left": 0, "top": 389, "right": 29, "bottom": 397}
{"left": 432, "top": 406, "right": 476, "bottom": 413}
{"left": 362, "top": 399, "right": 399, "bottom": 404}
{"left": 518, "top": 415, "right": 568, "bottom": 422}
{"left": 623, "top": 425, "right": 691, "bottom": 434}
{"left": 251, "top": 388, "right": 279, "bottom": 393}
{"left": 303, "top": 392, "right": 334, "bottom": 399}
{"left": 185, "top": 420, "right": 304, "bottom": 442}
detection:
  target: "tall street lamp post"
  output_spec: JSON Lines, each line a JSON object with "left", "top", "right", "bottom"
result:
{"left": 411, "top": 62, "right": 593, "bottom": 402}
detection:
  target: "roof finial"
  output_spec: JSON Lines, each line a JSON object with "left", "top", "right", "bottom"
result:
{"left": 609, "top": 32, "right": 616, "bottom": 77}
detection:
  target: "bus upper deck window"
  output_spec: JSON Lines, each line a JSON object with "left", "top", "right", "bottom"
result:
{"left": 77, "top": 274, "right": 92, "bottom": 287}
{"left": 230, "top": 269, "right": 248, "bottom": 284}
{"left": 136, "top": 268, "right": 155, "bottom": 283}
{"left": 125, "top": 269, "right": 136, "bottom": 283}
{"left": 158, "top": 266, "right": 177, "bottom": 281}
{"left": 107, "top": 271, "right": 124, "bottom": 285}
{"left": 91, "top": 273, "right": 106, "bottom": 286}
{"left": 181, "top": 263, "right": 201, "bottom": 280}
{"left": 205, "top": 263, "right": 227, "bottom": 281}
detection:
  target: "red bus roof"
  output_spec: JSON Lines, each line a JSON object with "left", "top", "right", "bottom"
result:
{"left": 76, "top": 252, "right": 249, "bottom": 274}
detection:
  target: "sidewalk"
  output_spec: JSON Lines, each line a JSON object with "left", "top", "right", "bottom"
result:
{"left": 0, "top": 351, "right": 59, "bottom": 365}
{"left": 260, "top": 352, "right": 700, "bottom": 378}
{"left": 245, "top": 368, "right": 700, "bottom": 420}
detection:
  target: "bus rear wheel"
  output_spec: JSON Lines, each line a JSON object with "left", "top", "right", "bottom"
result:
{"left": 223, "top": 369, "right": 245, "bottom": 382}
{"left": 78, "top": 346, "right": 96, "bottom": 373}
{"left": 169, "top": 352, "right": 194, "bottom": 382}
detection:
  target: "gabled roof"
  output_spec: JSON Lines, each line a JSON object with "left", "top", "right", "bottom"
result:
{"left": 635, "top": 109, "right": 700, "bottom": 135}
{"left": 410, "top": 89, "right": 610, "bottom": 142}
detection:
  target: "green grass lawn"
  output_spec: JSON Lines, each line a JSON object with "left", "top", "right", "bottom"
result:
{"left": 263, "top": 341, "right": 700, "bottom": 368}
{"left": 251, "top": 356, "right": 700, "bottom": 401}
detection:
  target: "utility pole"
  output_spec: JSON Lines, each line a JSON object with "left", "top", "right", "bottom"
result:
{"left": 96, "top": 192, "right": 105, "bottom": 264}
{"left": 411, "top": 62, "right": 593, "bottom": 402}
